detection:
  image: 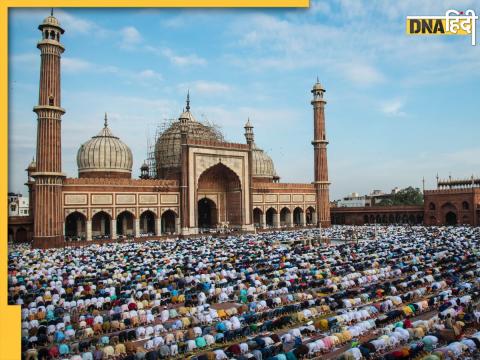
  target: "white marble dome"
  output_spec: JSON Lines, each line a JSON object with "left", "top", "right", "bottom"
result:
{"left": 252, "top": 144, "right": 278, "bottom": 180}
{"left": 77, "top": 115, "right": 133, "bottom": 178}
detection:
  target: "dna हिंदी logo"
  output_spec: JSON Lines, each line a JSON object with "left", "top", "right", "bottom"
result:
{"left": 406, "top": 9, "right": 478, "bottom": 45}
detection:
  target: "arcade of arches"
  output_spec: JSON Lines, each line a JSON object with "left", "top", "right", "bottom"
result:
{"left": 62, "top": 209, "right": 179, "bottom": 241}
{"left": 252, "top": 206, "right": 316, "bottom": 229}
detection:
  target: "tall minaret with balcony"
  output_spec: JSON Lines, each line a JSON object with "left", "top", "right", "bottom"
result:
{"left": 32, "top": 11, "right": 66, "bottom": 247}
{"left": 311, "top": 79, "right": 331, "bottom": 227}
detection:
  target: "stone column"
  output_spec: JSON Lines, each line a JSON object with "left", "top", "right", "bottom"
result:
{"left": 175, "top": 216, "right": 181, "bottom": 234}
{"left": 111, "top": 219, "right": 117, "bottom": 240}
{"left": 122, "top": 217, "right": 127, "bottom": 235}
{"left": 86, "top": 220, "right": 92, "bottom": 241}
{"left": 261, "top": 212, "right": 266, "bottom": 229}
{"left": 274, "top": 213, "right": 280, "bottom": 228}
{"left": 156, "top": 217, "right": 162, "bottom": 236}
{"left": 135, "top": 218, "right": 141, "bottom": 237}
{"left": 100, "top": 217, "right": 106, "bottom": 235}
{"left": 300, "top": 211, "right": 306, "bottom": 227}
{"left": 287, "top": 212, "right": 293, "bottom": 227}
{"left": 312, "top": 211, "right": 318, "bottom": 225}
{"left": 76, "top": 218, "right": 82, "bottom": 236}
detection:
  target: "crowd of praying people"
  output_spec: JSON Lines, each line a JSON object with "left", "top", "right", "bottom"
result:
{"left": 8, "top": 225, "right": 480, "bottom": 360}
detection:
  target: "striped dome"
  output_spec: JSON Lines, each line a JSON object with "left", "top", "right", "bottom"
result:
{"left": 77, "top": 115, "right": 133, "bottom": 178}
{"left": 252, "top": 144, "right": 278, "bottom": 180}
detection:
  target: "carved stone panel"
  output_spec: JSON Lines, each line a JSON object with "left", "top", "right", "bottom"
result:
{"left": 116, "top": 194, "right": 136, "bottom": 205}
{"left": 161, "top": 194, "right": 178, "bottom": 204}
{"left": 139, "top": 194, "right": 158, "bottom": 204}
{"left": 253, "top": 194, "right": 263, "bottom": 203}
{"left": 65, "top": 194, "right": 87, "bottom": 205}
{"left": 265, "top": 194, "right": 277, "bottom": 203}
{"left": 91, "top": 194, "right": 113, "bottom": 205}
{"left": 292, "top": 194, "right": 304, "bottom": 202}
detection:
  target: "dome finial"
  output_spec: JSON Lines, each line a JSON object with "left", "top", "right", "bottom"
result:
{"left": 104, "top": 112, "right": 108, "bottom": 128}
{"left": 186, "top": 90, "right": 190, "bottom": 112}
{"left": 51, "top": 8, "right": 54, "bottom": 16}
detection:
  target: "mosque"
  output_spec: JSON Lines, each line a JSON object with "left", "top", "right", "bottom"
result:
{"left": 20, "top": 13, "right": 331, "bottom": 247}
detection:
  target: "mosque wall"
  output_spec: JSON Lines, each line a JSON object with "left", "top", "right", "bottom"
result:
{"left": 424, "top": 188, "right": 479, "bottom": 226}
{"left": 60, "top": 178, "right": 181, "bottom": 240}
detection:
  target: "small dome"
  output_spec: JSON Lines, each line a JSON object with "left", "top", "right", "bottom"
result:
{"left": 252, "top": 144, "right": 278, "bottom": 180}
{"left": 141, "top": 162, "right": 149, "bottom": 170}
{"left": 312, "top": 81, "right": 325, "bottom": 92}
{"left": 26, "top": 158, "right": 36, "bottom": 171}
{"left": 77, "top": 115, "right": 133, "bottom": 178}
{"left": 43, "top": 15, "right": 60, "bottom": 27}
{"left": 38, "top": 12, "right": 65, "bottom": 33}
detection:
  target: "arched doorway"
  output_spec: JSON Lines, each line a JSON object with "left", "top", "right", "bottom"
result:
{"left": 441, "top": 202, "right": 457, "bottom": 227}
{"left": 198, "top": 198, "right": 217, "bottom": 229}
{"left": 266, "top": 208, "right": 276, "bottom": 227}
{"left": 161, "top": 210, "right": 176, "bottom": 234}
{"left": 65, "top": 212, "right": 87, "bottom": 240}
{"left": 116, "top": 211, "right": 134, "bottom": 236}
{"left": 293, "top": 207, "right": 303, "bottom": 226}
{"left": 140, "top": 211, "right": 156, "bottom": 235}
{"left": 197, "top": 163, "right": 242, "bottom": 228}
{"left": 92, "top": 211, "right": 111, "bottom": 239}
{"left": 8, "top": 228, "right": 14, "bottom": 243}
{"left": 253, "top": 208, "right": 262, "bottom": 227}
{"left": 280, "top": 207, "right": 291, "bottom": 227}
{"left": 306, "top": 207, "right": 315, "bottom": 225}
{"left": 16, "top": 228, "right": 27, "bottom": 243}
{"left": 445, "top": 212, "right": 457, "bottom": 226}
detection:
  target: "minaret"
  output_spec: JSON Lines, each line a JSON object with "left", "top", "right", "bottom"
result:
{"left": 244, "top": 118, "right": 254, "bottom": 230}
{"left": 180, "top": 94, "right": 190, "bottom": 234}
{"left": 32, "top": 11, "right": 66, "bottom": 247}
{"left": 311, "top": 78, "right": 331, "bottom": 227}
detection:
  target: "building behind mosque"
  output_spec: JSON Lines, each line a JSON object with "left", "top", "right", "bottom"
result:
{"left": 11, "top": 13, "right": 331, "bottom": 247}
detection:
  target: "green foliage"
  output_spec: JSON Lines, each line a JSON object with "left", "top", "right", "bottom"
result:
{"left": 378, "top": 186, "right": 423, "bottom": 206}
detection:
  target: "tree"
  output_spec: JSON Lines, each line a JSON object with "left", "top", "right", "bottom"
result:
{"left": 378, "top": 187, "right": 423, "bottom": 206}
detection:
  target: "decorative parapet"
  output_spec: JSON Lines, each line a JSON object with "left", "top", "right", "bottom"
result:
{"left": 253, "top": 182, "right": 315, "bottom": 191}
{"left": 424, "top": 188, "right": 477, "bottom": 195}
{"left": 64, "top": 178, "right": 178, "bottom": 186}
{"left": 187, "top": 138, "right": 250, "bottom": 150}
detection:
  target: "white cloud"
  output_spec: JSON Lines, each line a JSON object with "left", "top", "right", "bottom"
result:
{"left": 309, "top": 1, "right": 331, "bottom": 15}
{"left": 54, "top": 10, "right": 98, "bottom": 34}
{"left": 338, "top": 62, "right": 385, "bottom": 86}
{"left": 62, "top": 57, "right": 93, "bottom": 72}
{"left": 178, "top": 80, "right": 231, "bottom": 95}
{"left": 120, "top": 26, "right": 142, "bottom": 49}
{"left": 10, "top": 53, "right": 38, "bottom": 69}
{"left": 161, "top": 47, "right": 207, "bottom": 66}
{"left": 137, "top": 69, "right": 163, "bottom": 81}
{"left": 380, "top": 98, "right": 406, "bottom": 117}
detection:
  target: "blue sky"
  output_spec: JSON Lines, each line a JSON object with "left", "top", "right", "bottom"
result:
{"left": 8, "top": 1, "right": 480, "bottom": 200}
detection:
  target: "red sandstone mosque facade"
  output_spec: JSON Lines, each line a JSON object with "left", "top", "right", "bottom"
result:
{"left": 9, "top": 13, "right": 479, "bottom": 245}
{"left": 18, "top": 13, "right": 331, "bottom": 247}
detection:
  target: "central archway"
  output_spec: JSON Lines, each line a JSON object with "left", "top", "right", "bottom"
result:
{"left": 198, "top": 198, "right": 217, "bottom": 229}
{"left": 445, "top": 212, "right": 457, "bottom": 226}
{"left": 197, "top": 163, "right": 242, "bottom": 228}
